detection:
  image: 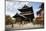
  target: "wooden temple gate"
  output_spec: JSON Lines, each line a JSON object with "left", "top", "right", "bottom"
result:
{"left": 13, "top": 5, "right": 34, "bottom": 24}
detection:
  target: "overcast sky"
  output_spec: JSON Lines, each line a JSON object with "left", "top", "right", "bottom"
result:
{"left": 6, "top": 1, "right": 42, "bottom": 17}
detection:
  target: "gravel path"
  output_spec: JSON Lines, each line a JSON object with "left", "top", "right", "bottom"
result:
{"left": 5, "top": 22, "right": 44, "bottom": 30}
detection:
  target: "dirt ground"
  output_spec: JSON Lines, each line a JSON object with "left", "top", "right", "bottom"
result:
{"left": 5, "top": 22, "right": 44, "bottom": 30}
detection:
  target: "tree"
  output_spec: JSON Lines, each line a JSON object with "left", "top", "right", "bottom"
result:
{"left": 5, "top": 15, "right": 12, "bottom": 25}
{"left": 5, "top": 15, "right": 14, "bottom": 27}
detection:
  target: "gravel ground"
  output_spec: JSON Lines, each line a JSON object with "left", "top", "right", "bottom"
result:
{"left": 5, "top": 22, "right": 44, "bottom": 31}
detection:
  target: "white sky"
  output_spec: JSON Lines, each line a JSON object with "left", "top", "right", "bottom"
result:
{"left": 6, "top": 1, "right": 42, "bottom": 17}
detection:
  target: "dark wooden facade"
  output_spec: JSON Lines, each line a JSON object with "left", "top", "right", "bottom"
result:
{"left": 35, "top": 3, "right": 44, "bottom": 25}
{"left": 13, "top": 5, "right": 34, "bottom": 24}
{"left": 18, "top": 5, "right": 34, "bottom": 22}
